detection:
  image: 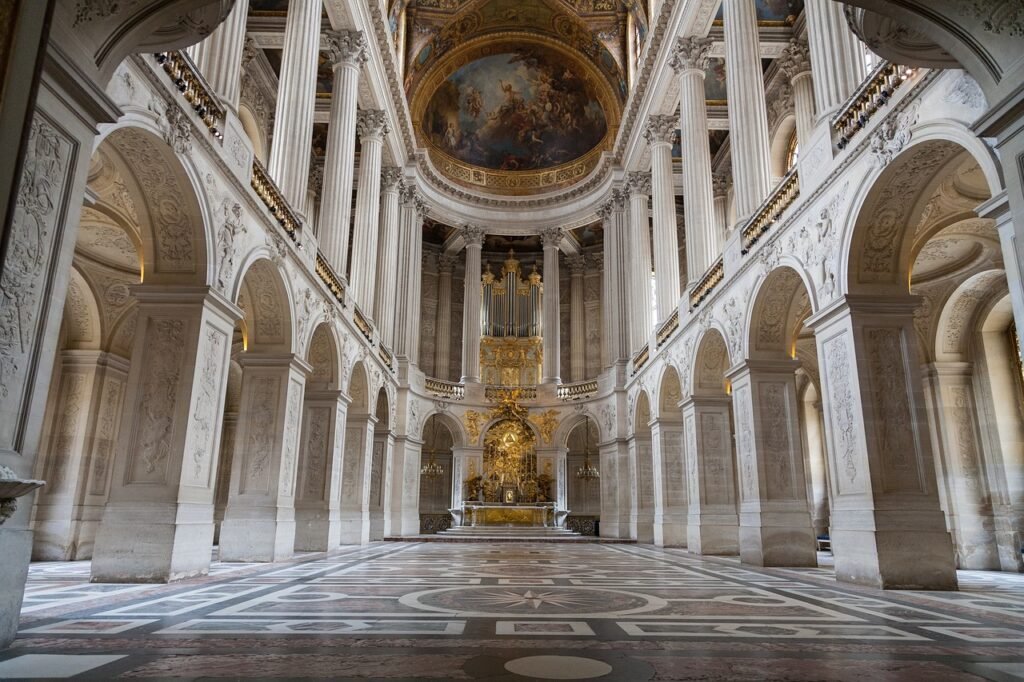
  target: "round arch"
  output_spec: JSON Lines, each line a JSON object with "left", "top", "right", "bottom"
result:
{"left": 235, "top": 257, "right": 295, "bottom": 354}
{"left": 305, "top": 322, "right": 343, "bottom": 391}
{"left": 745, "top": 266, "right": 814, "bottom": 361}
{"left": 690, "top": 328, "right": 731, "bottom": 397}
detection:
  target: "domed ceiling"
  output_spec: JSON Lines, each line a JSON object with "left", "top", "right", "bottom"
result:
{"left": 403, "top": 0, "right": 629, "bottom": 196}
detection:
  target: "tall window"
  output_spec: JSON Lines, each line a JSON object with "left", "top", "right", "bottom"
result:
{"left": 786, "top": 131, "right": 800, "bottom": 170}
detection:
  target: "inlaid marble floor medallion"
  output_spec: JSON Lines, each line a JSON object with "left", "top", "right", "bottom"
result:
{"left": 6, "top": 542, "right": 1024, "bottom": 680}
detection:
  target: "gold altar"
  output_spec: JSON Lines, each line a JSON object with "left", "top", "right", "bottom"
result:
{"left": 464, "top": 504, "right": 555, "bottom": 527}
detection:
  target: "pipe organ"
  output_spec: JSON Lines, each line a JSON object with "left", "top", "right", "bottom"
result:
{"left": 479, "top": 251, "right": 544, "bottom": 386}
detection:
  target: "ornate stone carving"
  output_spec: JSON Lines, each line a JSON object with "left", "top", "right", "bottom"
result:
{"left": 303, "top": 406, "right": 331, "bottom": 499}
{"left": 131, "top": 318, "right": 185, "bottom": 483}
{"left": 324, "top": 28, "right": 369, "bottom": 67}
{"left": 711, "top": 172, "right": 729, "bottom": 198}
{"left": 90, "top": 378, "right": 122, "bottom": 495}
{"left": 281, "top": 380, "right": 302, "bottom": 497}
{"left": 721, "top": 296, "right": 744, "bottom": 363}
{"left": 626, "top": 170, "right": 651, "bottom": 195}
{"left": 529, "top": 409, "right": 560, "bottom": 444}
{"left": 540, "top": 228, "right": 564, "bottom": 250}
{"left": 215, "top": 200, "right": 246, "bottom": 293}
{"left": 463, "top": 410, "right": 483, "bottom": 443}
{"left": 381, "top": 166, "right": 404, "bottom": 192}
{"left": 356, "top": 109, "right": 390, "bottom": 140}
{"left": 865, "top": 327, "right": 914, "bottom": 475}
{"left": 162, "top": 104, "right": 192, "bottom": 155}
{"left": 462, "top": 224, "right": 486, "bottom": 246}
{"left": 777, "top": 38, "right": 811, "bottom": 81}
{"left": 190, "top": 327, "right": 226, "bottom": 485}
{"left": 944, "top": 73, "right": 986, "bottom": 109}
{"left": 670, "top": 36, "right": 713, "bottom": 73}
{"left": 643, "top": 115, "right": 677, "bottom": 146}
{"left": 73, "top": 0, "right": 122, "bottom": 27}
{"left": 869, "top": 99, "right": 920, "bottom": 168}
{"left": 959, "top": 1, "right": 1024, "bottom": 36}
{"left": 245, "top": 376, "right": 280, "bottom": 486}
{"left": 824, "top": 335, "right": 860, "bottom": 486}
{"left": 950, "top": 386, "right": 980, "bottom": 491}
{"left": 760, "top": 382, "right": 792, "bottom": 497}
{"left": 735, "top": 385, "right": 756, "bottom": 500}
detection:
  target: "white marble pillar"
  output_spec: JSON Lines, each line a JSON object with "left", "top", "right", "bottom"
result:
{"left": 435, "top": 253, "right": 456, "bottom": 381}
{"left": 645, "top": 116, "right": 682, "bottom": 320}
{"left": 266, "top": 0, "right": 321, "bottom": 211}
{"left": 220, "top": 353, "right": 310, "bottom": 562}
{"left": 541, "top": 228, "right": 563, "bottom": 384}
{"left": 723, "top": 0, "right": 772, "bottom": 219}
{"left": 388, "top": 432, "right": 423, "bottom": 537}
{"left": 682, "top": 396, "right": 739, "bottom": 554}
{"left": 460, "top": 226, "right": 486, "bottom": 383}
{"left": 339, "top": 412, "right": 377, "bottom": 544}
{"left": 804, "top": 0, "right": 866, "bottom": 117}
{"left": 349, "top": 110, "right": 389, "bottom": 314}
{"left": 317, "top": 30, "right": 367, "bottom": 278}
{"left": 651, "top": 417, "right": 687, "bottom": 547}
{"left": 807, "top": 296, "right": 957, "bottom": 589}
{"left": 568, "top": 255, "right": 586, "bottom": 381}
{"left": 394, "top": 187, "right": 426, "bottom": 364}
{"left": 778, "top": 39, "right": 816, "bottom": 151}
{"left": 374, "top": 168, "right": 404, "bottom": 346}
{"left": 368, "top": 431, "right": 392, "bottom": 541}
{"left": 727, "top": 361, "right": 817, "bottom": 567}
{"left": 598, "top": 439, "right": 630, "bottom": 539}
{"left": 188, "top": 0, "right": 250, "bottom": 111}
{"left": 293, "top": 390, "right": 349, "bottom": 551}
{"left": 626, "top": 171, "right": 653, "bottom": 351}
{"left": 598, "top": 190, "right": 629, "bottom": 368}
{"left": 92, "top": 289, "right": 240, "bottom": 581}
{"left": 712, "top": 172, "right": 730, "bottom": 245}
{"left": 671, "top": 36, "right": 718, "bottom": 279}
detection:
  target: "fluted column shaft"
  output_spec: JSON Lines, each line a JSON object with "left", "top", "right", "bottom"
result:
{"left": 267, "top": 0, "right": 321, "bottom": 211}
{"left": 723, "top": 0, "right": 772, "bottom": 219}
{"left": 779, "top": 39, "right": 816, "bottom": 151}
{"left": 349, "top": 110, "right": 389, "bottom": 315}
{"left": 460, "top": 227, "right": 486, "bottom": 383}
{"left": 435, "top": 254, "right": 455, "bottom": 381}
{"left": 395, "top": 187, "right": 425, "bottom": 363}
{"left": 569, "top": 256, "right": 586, "bottom": 382}
{"left": 712, "top": 173, "right": 730, "bottom": 246}
{"left": 541, "top": 229, "right": 563, "bottom": 384}
{"left": 599, "top": 190, "right": 628, "bottom": 368}
{"left": 672, "top": 38, "right": 718, "bottom": 277}
{"left": 189, "top": 0, "right": 250, "bottom": 111}
{"left": 626, "top": 172, "right": 653, "bottom": 351}
{"left": 646, "top": 117, "right": 682, "bottom": 321}
{"left": 318, "top": 30, "right": 367, "bottom": 278}
{"left": 374, "top": 169, "right": 403, "bottom": 346}
{"left": 805, "top": 0, "right": 866, "bottom": 116}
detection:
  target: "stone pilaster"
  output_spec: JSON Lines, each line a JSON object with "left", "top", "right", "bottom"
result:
{"left": 599, "top": 189, "right": 629, "bottom": 367}
{"left": 651, "top": 416, "right": 687, "bottom": 547}
{"left": 188, "top": 0, "right": 250, "bottom": 111}
{"left": 626, "top": 171, "right": 654, "bottom": 352}
{"left": 219, "top": 353, "right": 310, "bottom": 562}
{"left": 808, "top": 296, "right": 957, "bottom": 589}
{"left": 728, "top": 360, "right": 817, "bottom": 567}
{"left": 374, "top": 167, "right": 404, "bottom": 345}
{"left": 723, "top": 0, "right": 773, "bottom": 219}
{"left": 804, "top": 0, "right": 866, "bottom": 116}
{"left": 541, "top": 228, "right": 563, "bottom": 384}
{"left": 671, "top": 36, "right": 718, "bottom": 279}
{"left": 645, "top": 116, "right": 682, "bottom": 321}
{"left": 683, "top": 395, "right": 739, "bottom": 554}
{"left": 293, "top": 390, "right": 350, "bottom": 551}
{"left": 395, "top": 187, "right": 426, "bottom": 364}
{"left": 712, "top": 172, "right": 730, "bottom": 243}
{"left": 388, "top": 432, "right": 423, "bottom": 536}
{"left": 368, "top": 430, "right": 393, "bottom": 540}
{"left": 568, "top": 254, "right": 587, "bottom": 381}
{"left": 317, "top": 30, "right": 368, "bottom": 279}
{"left": 349, "top": 110, "right": 390, "bottom": 314}
{"left": 598, "top": 439, "right": 629, "bottom": 539}
{"left": 339, "top": 412, "right": 378, "bottom": 545}
{"left": 460, "top": 226, "right": 486, "bottom": 383}
{"left": 92, "top": 288, "right": 240, "bottom": 581}
{"left": 435, "top": 253, "right": 457, "bottom": 381}
{"left": 266, "top": 0, "right": 321, "bottom": 211}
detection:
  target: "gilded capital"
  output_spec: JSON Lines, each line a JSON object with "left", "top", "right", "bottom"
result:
{"left": 670, "top": 36, "right": 713, "bottom": 74}
{"left": 324, "top": 29, "right": 368, "bottom": 68}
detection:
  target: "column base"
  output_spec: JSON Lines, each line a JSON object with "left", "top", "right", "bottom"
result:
{"left": 739, "top": 511, "right": 817, "bottom": 567}
{"left": 397, "top": 511, "right": 421, "bottom": 537}
{"left": 92, "top": 503, "right": 214, "bottom": 582}
{"left": 0, "top": 526, "right": 32, "bottom": 648}
{"left": 654, "top": 513, "right": 687, "bottom": 547}
{"left": 832, "top": 510, "right": 957, "bottom": 590}
{"left": 219, "top": 507, "right": 296, "bottom": 562}
{"left": 294, "top": 508, "right": 341, "bottom": 551}
{"left": 599, "top": 517, "right": 624, "bottom": 539}
{"left": 952, "top": 522, "right": 1001, "bottom": 570}
{"left": 339, "top": 511, "right": 370, "bottom": 545}
{"left": 631, "top": 511, "right": 654, "bottom": 543}
{"left": 32, "top": 504, "right": 105, "bottom": 560}
{"left": 369, "top": 512, "right": 385, "bottom": 542}
{"left": 996, "top": 530, "right": 1024, "bottom": 572}
{"left": 687, "top": 512, "right": 739, "bottom": 555}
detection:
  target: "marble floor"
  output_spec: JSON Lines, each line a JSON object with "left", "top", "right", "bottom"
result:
{"left": 5, "top": 542, "right": 1024, "bottom": 680}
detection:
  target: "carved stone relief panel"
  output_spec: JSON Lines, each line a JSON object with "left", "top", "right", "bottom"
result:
{"left": 370, "top": 439, "right": 385, "bottom": 510}
{"left": 759, "top": 381, "right": 796, "bottom": 500}
{"left": 89, "top": 375, "right": 125, "bottom": 497}
{"left": 662, "top": 429, "right": 685, "bottom": 507}
{"left": 684, "top": 413, "right": 698, "bottom": 505}
{"left": 280, "top": 378, "right": 303, "bottom": 498}
{"left": 45, "top": 373, "right": 87, "bottom": 493}
{"left": 949, "top": 385, "right": 982, "bottom": 496}
{"left": 699, "top": 410, "right": 732, "bottom": 506}
{"left": 341, "top": 426, "right": 365, "bottom": 505}
{"left": 822, "top": 333, "right": 865, "bottom": 496}
{"left": 301, "top": 406, "right": 331, "bottom": 501}
{"left": 734, "top": 385, "right": 756, "bottom": 502}
{"left": 241, "top": 375, "right": 281, "bottom": 494}
{"left": 186, "top": 326, "right": 227, "bottom": 488}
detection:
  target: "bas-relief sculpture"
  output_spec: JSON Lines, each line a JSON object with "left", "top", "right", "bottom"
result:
{"left": 422, "top": 46, "right": 608, "bottom": 172}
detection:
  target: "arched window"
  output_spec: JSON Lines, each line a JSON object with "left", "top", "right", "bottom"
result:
{"left": 785, "top": 130, "right": 799, "bottom": 170}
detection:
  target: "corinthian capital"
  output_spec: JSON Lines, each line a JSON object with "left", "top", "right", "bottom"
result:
{"left": 540, "top": 227, "right": 564, "bottom": 249}
{"left": 643, "top": 115, "right": 677, "bottom": 146}
{"left": 381, "top": 166, "right": 404, "bottom": 191}
{"left": 462, "top": 224, "right": 486, "bottom": 246}
{"left": 325, "top": 29, "right": 368, "bottom": 68}
{"left": 626, "top": 170, "right": 652, "bottom": 195}
{"left": 356, "top": 109, "right": 389, "bottom": 140}
{"left": 401, "top": 185, "right": 426, "bottom": 215}
{"left": 777, "top": 38, "right": 812, "bottom": 81}
{"left": 670, "top": 36, "right": 713, "bottom": 74}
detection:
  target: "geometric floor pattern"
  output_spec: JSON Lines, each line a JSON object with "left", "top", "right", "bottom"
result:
{"left": 5, "top": 542, "right": 1024, "bottom": 679}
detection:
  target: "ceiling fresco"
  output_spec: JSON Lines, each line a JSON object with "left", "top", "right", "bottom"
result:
{"left": 714, "top": 0, "right": 804, "bottom": 25}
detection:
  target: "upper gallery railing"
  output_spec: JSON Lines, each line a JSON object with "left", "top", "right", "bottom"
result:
{"left": 153, "top": 51, "right": 225, "bottom": 142}
{"left": 741, "top": 168, "right": 800, "bottom": 254}
{"left": 689, "top": 256, "right": 725, "bottom": 309}
{"left": 251, "top": 158, "right": 302, "bottom": 241}
{"left": 655, "top": 309, "right": 680, "bottom": 349}
{"left": 425, "top": 378, "right": 466, "bottom": 400}
{"left": 556, "top": 380, "right": 599, "bottom": 401}
{"left": 833, "top": 61, "right": 914, "bottom": 150}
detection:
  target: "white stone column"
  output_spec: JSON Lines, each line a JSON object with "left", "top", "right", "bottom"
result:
{"left": 92, "top": 288, "right": 240, "bottom": 581}
{"left": 568, "top": 255, "right": 586, "bottom": 381}
{"left": 807, "top": 296, "right": 957, "bottom": 589}
{"left": 682, "top": 396, "right": 739, "bottom": 554}
{"left": 723, "top": 0, "right": 772, "bottom": 219}
{"left": 374, "top": 167, "right": 404, "bottom": 346}
{"left": 626, "top": 171, "right": 653, "bottom": 351}
{"left": 804, "top": 0, "right": 866, "bottom": 117}
{"left": 388, "top": 431, "right": 423, "bottom": 537}
{"left": 541, "top": 228, "right": 563, "bottom": 384}
{"left": 598, "top": 191, "right": 629, "bottom": 368}
{"left": 598, "top": 439, "right": 629, "bottom": 539}
{"left": 435, "top": 253, "right": 456, "bottom": 381}
{"left": 266, "top": 0, "right": 321, "bottom": 211}
{"left": 294, "top": 390, "right": 349, "bottom": 551}
{"left": 188, "top": 0, "right": 250, "bottom": 111}
{"left": 645, "top": 116, "right": 682, "bottom": 320}
{"left": 368, "top": 430, "right": 392, "bottom": 540}
{"left": 220, "top": 353, "right": 310, "bottom": 562}
{"left": 460, "top": 226, "right": 486, "bottom": 383}
{"left": 349, "top": 110, "right": 389, "bottom": 314}
{"left": 671, "top": 36, "right": 718, "bottom": 279}
{"left": 31, "top": 351, "right": 129, "bottom": 561}
{"left": 339, "top": 412, "right": 377, "bottom": 544}
{"left": 712, "top": 172, "right": 730, "bottom": 245}
{"left": 727, "top": 361, "right": 817, "bottom": 567}
{"left": 778, "top": 39, "right": 816, "bottom": 150}
{"left": 394, "top": 187, "right": 426, "bottom": 365}
{"left": 317, "top": 30, "right": 367, "bottom": 279}
{"left": 651, "top": 416, "right": 686, "bottom": 547}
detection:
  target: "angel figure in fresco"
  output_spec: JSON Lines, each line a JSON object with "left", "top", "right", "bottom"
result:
{"left": 443, "top": 121, "right": 459, "bottom": 150}
{"left": 464, "top": 87, "right": 484, "bottom": 119}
